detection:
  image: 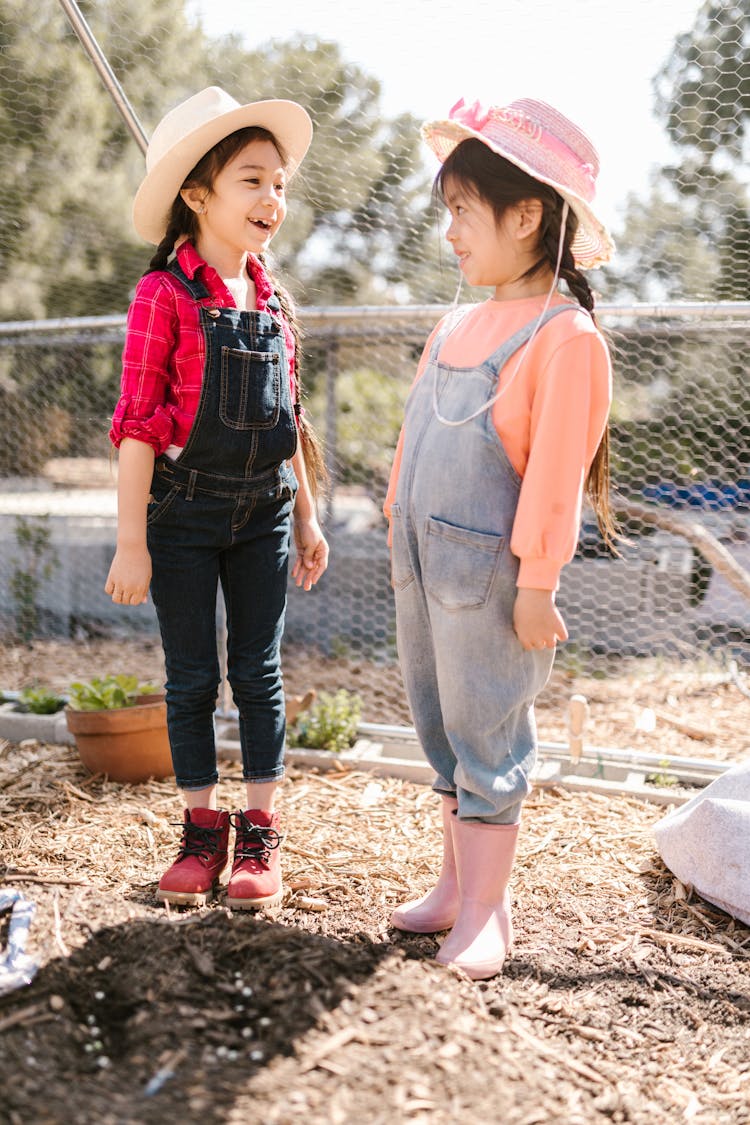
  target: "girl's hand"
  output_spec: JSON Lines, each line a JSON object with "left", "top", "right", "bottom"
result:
{"left": 291, "top": 516, "right": 329, "bottom": 591}
{"left": 105, "top": 545, "right": 152, "bottom": 605}
{"left": 513, "top": 588, "right": 568, "bottom": 652}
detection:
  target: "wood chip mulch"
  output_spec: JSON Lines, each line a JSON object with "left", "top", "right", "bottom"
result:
{"left": 1, "top": 735, "right": 749, "bottom": 1125}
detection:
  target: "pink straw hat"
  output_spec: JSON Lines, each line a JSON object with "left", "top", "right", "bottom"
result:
{"left": 422, "top": 98, "right": 614, "bottom": 268}
{"left": 133, "top": 86, "right": 313, "bottom": 245}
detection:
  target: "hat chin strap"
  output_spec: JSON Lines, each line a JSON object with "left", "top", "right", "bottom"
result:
{"left": 451, "top": 267, "right": 464, "bottom": 309}
{"left": 434, "top": 201, "right": 570, "bottom": 428}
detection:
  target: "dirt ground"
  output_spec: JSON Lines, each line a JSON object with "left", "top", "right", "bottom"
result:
{"left": 1, "top": 639, "right": 750, "bottom": 1124}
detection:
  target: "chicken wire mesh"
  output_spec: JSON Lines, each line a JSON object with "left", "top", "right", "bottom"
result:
{"left": 0, "top": 0, "right": 749, "bottom": 722}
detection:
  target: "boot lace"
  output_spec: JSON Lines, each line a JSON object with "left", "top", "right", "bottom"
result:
{"left": 229, "top": 811, "right": 283, "bottom": 866}
{"left": 171, "top": 814, "right": 223, "bottom": 863}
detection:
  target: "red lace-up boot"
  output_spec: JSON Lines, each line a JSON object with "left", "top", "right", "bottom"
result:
{"left": 156, "top": 807, "right": 230, "bottom": 907}
{"left": 226, "top": 809, "right": 284, "bottom": 909}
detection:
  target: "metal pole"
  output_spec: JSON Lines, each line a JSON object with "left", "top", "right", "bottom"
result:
{"left": 324, "top": 340, "right": 339, "bottom": 526}
{"left": 57, "top": 0, "right": 149, "bottom": 155}
{"left": 55, "top": 1, "right": 250, "bottom": 724}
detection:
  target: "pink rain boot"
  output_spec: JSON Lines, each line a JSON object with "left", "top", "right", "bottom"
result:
{"left": 435, "top": 819, "right": 519, "bottom": 980}
{"left": 390, "top": 796, "right": 459, "bottom": 933}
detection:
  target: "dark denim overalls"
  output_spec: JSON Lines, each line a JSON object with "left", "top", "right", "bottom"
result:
{"left": 146, "top": 259, "right": 298, "bottom": 790}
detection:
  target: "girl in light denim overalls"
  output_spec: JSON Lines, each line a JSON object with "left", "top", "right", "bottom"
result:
{"left": 107, "top": 88, "right": 328, "bottom": 910}
{"left": 385, "top": 98, "right": 616, "bottom": 979}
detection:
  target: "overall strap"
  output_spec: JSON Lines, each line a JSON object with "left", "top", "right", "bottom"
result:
{"left": 432, "top": 301, "right": 584, "bottom": 429}
{"left": 483, "top": 302, "right": 582, "bottom": 373}
{"left": 166, "top": 257, "right": 211, "bottom": 302}
{"left": 427, "top": 303, "right": 473, "bottom": 363}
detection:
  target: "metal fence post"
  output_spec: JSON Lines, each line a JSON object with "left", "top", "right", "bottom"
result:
{"left": 57, "top": 0, "right": 149, "bottom": 156}
{"left": 324, "top": 339, "right": 339, "bottom": 526}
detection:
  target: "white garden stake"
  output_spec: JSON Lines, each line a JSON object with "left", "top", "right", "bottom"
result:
{"left": 568, "top": 694, "right": 590, "bottom": 764}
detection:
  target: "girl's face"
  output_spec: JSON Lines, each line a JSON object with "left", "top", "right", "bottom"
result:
{"left": 443, "top": 177, "right": 543, "bottom": 299}
{"left": 192, "top": 138, "right": 288, "bottom": 258}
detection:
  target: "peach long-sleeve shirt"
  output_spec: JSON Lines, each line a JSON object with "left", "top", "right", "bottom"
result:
{"left": 384, "top": 294, "right": 612, "bottom": 591}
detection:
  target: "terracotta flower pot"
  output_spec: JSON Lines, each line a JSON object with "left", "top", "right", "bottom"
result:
{"left": 135, "top": 691, "right": 166, "bottom": 707}
{"left": 65, "top": 701, "right": 173, "bottom": 783}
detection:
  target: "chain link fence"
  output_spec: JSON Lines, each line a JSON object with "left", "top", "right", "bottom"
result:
{"left": 1, "top": 0, "right": 749, "bottom": 721}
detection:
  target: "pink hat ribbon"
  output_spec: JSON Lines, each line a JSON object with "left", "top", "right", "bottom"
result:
{"left": 449, "top": 97, "right": 492, "bottom": 133}
{"left": 448, "top": 97, "right": 596, "bottom": 203}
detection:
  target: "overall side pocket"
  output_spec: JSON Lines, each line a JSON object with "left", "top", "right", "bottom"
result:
{"left": 146, "top": 484, "right": 181, "bottom": 526}
{"left": 389, "top": 503, "right": 415, "bottom": 591}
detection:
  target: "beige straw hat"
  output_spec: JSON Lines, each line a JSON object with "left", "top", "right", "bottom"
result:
{"left": 422, "top": 98, "right": 614, "bottom": 268}
{"left": 133, "top": 86, "right": 313, "bottom": 245}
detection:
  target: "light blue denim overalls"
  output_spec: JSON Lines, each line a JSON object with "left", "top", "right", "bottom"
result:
{"left": 391, "top": 304, "right": 577, "bottom": 824}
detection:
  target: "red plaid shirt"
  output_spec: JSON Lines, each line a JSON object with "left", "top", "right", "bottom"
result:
{"left": 110, "top": 241, "right": 297, "bottom": 455}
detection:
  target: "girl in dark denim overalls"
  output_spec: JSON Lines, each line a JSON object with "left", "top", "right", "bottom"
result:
{"left": 107, "top": 88, "right": 328, "bottom": 909}
{"left": 385, "top": 99, "right": 616, "bottom": 978}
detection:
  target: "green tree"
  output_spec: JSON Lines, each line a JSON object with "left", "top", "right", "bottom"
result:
{"left": 656, "top": 0, "right": 750, "bottom": 161}
{"left": 0, "top": 7, "right": 450, "bottom": 315}
{"left": 604, "top": 0, "right": 750, "bottom": 301}
{"left": 600, "top": 2, "right": 750, "bottom": 498}
{"left": 0, "top": 0, "right": 214, "bottom": 320}
{"left": 227, "top": 34, "right": 449, "bottom": 305}
{"left": 0, "top": 0, "right": 219, "bottom": 474}
{"left": 0, "top": 2, "right": 456, "bottom": 476}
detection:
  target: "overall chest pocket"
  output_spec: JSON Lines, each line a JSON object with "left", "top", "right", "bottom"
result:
{"left": 220, "top": 347, "right": 281, "bottom": 431}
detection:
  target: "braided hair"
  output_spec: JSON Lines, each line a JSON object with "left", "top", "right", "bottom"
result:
{"left": 147, "top": 201, "right": 198, "bottom": 273}
{"left": 143, "top": 126, "right": 327, "bottom": 501}
{"left": 437, "top": 139, "right": 616, "bottom": 549}
{"left": 535, "top": 199, "right": 615, "bottom": 549}
{"left": 260, "top": 255, "right": 328, "bottom": 502}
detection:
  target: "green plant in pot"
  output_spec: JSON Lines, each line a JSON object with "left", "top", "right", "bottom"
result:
{"left": 65, "top": 674, "right": 172, "bottom": 784}
{"left": 68, "top": 674, "right": 163, "bottom": 711}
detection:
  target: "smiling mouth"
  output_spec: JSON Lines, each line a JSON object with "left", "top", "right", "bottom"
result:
{"left": 251, "top": 218, "right": 273, "bottom": 231}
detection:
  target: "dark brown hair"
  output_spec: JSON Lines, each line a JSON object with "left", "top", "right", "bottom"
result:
{"left": 437, "top": 138, "right": 615, "bottom": 547}
{"left": 146, "top": 126, "right": 327, "bottom": 501}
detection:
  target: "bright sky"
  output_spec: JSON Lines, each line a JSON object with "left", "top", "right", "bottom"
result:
{"left": 189, "top": 0, "right": 702, "bottom": 233}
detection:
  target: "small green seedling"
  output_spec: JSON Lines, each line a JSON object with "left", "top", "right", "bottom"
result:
{"left": 287, "top": 689, "right": 362, "bottom": 753}
{"left": 18, "top": 687, "right": 67, "bottom": 714}
{"left": 646, "top": 759, "right": 679, "bottom": 788}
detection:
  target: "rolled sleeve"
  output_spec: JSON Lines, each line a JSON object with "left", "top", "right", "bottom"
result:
{"left": 110, "top": 274, "right": 180, "bottom": 454}
{"left": 109, "top": 398, "right": 176, "bottom": 454}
